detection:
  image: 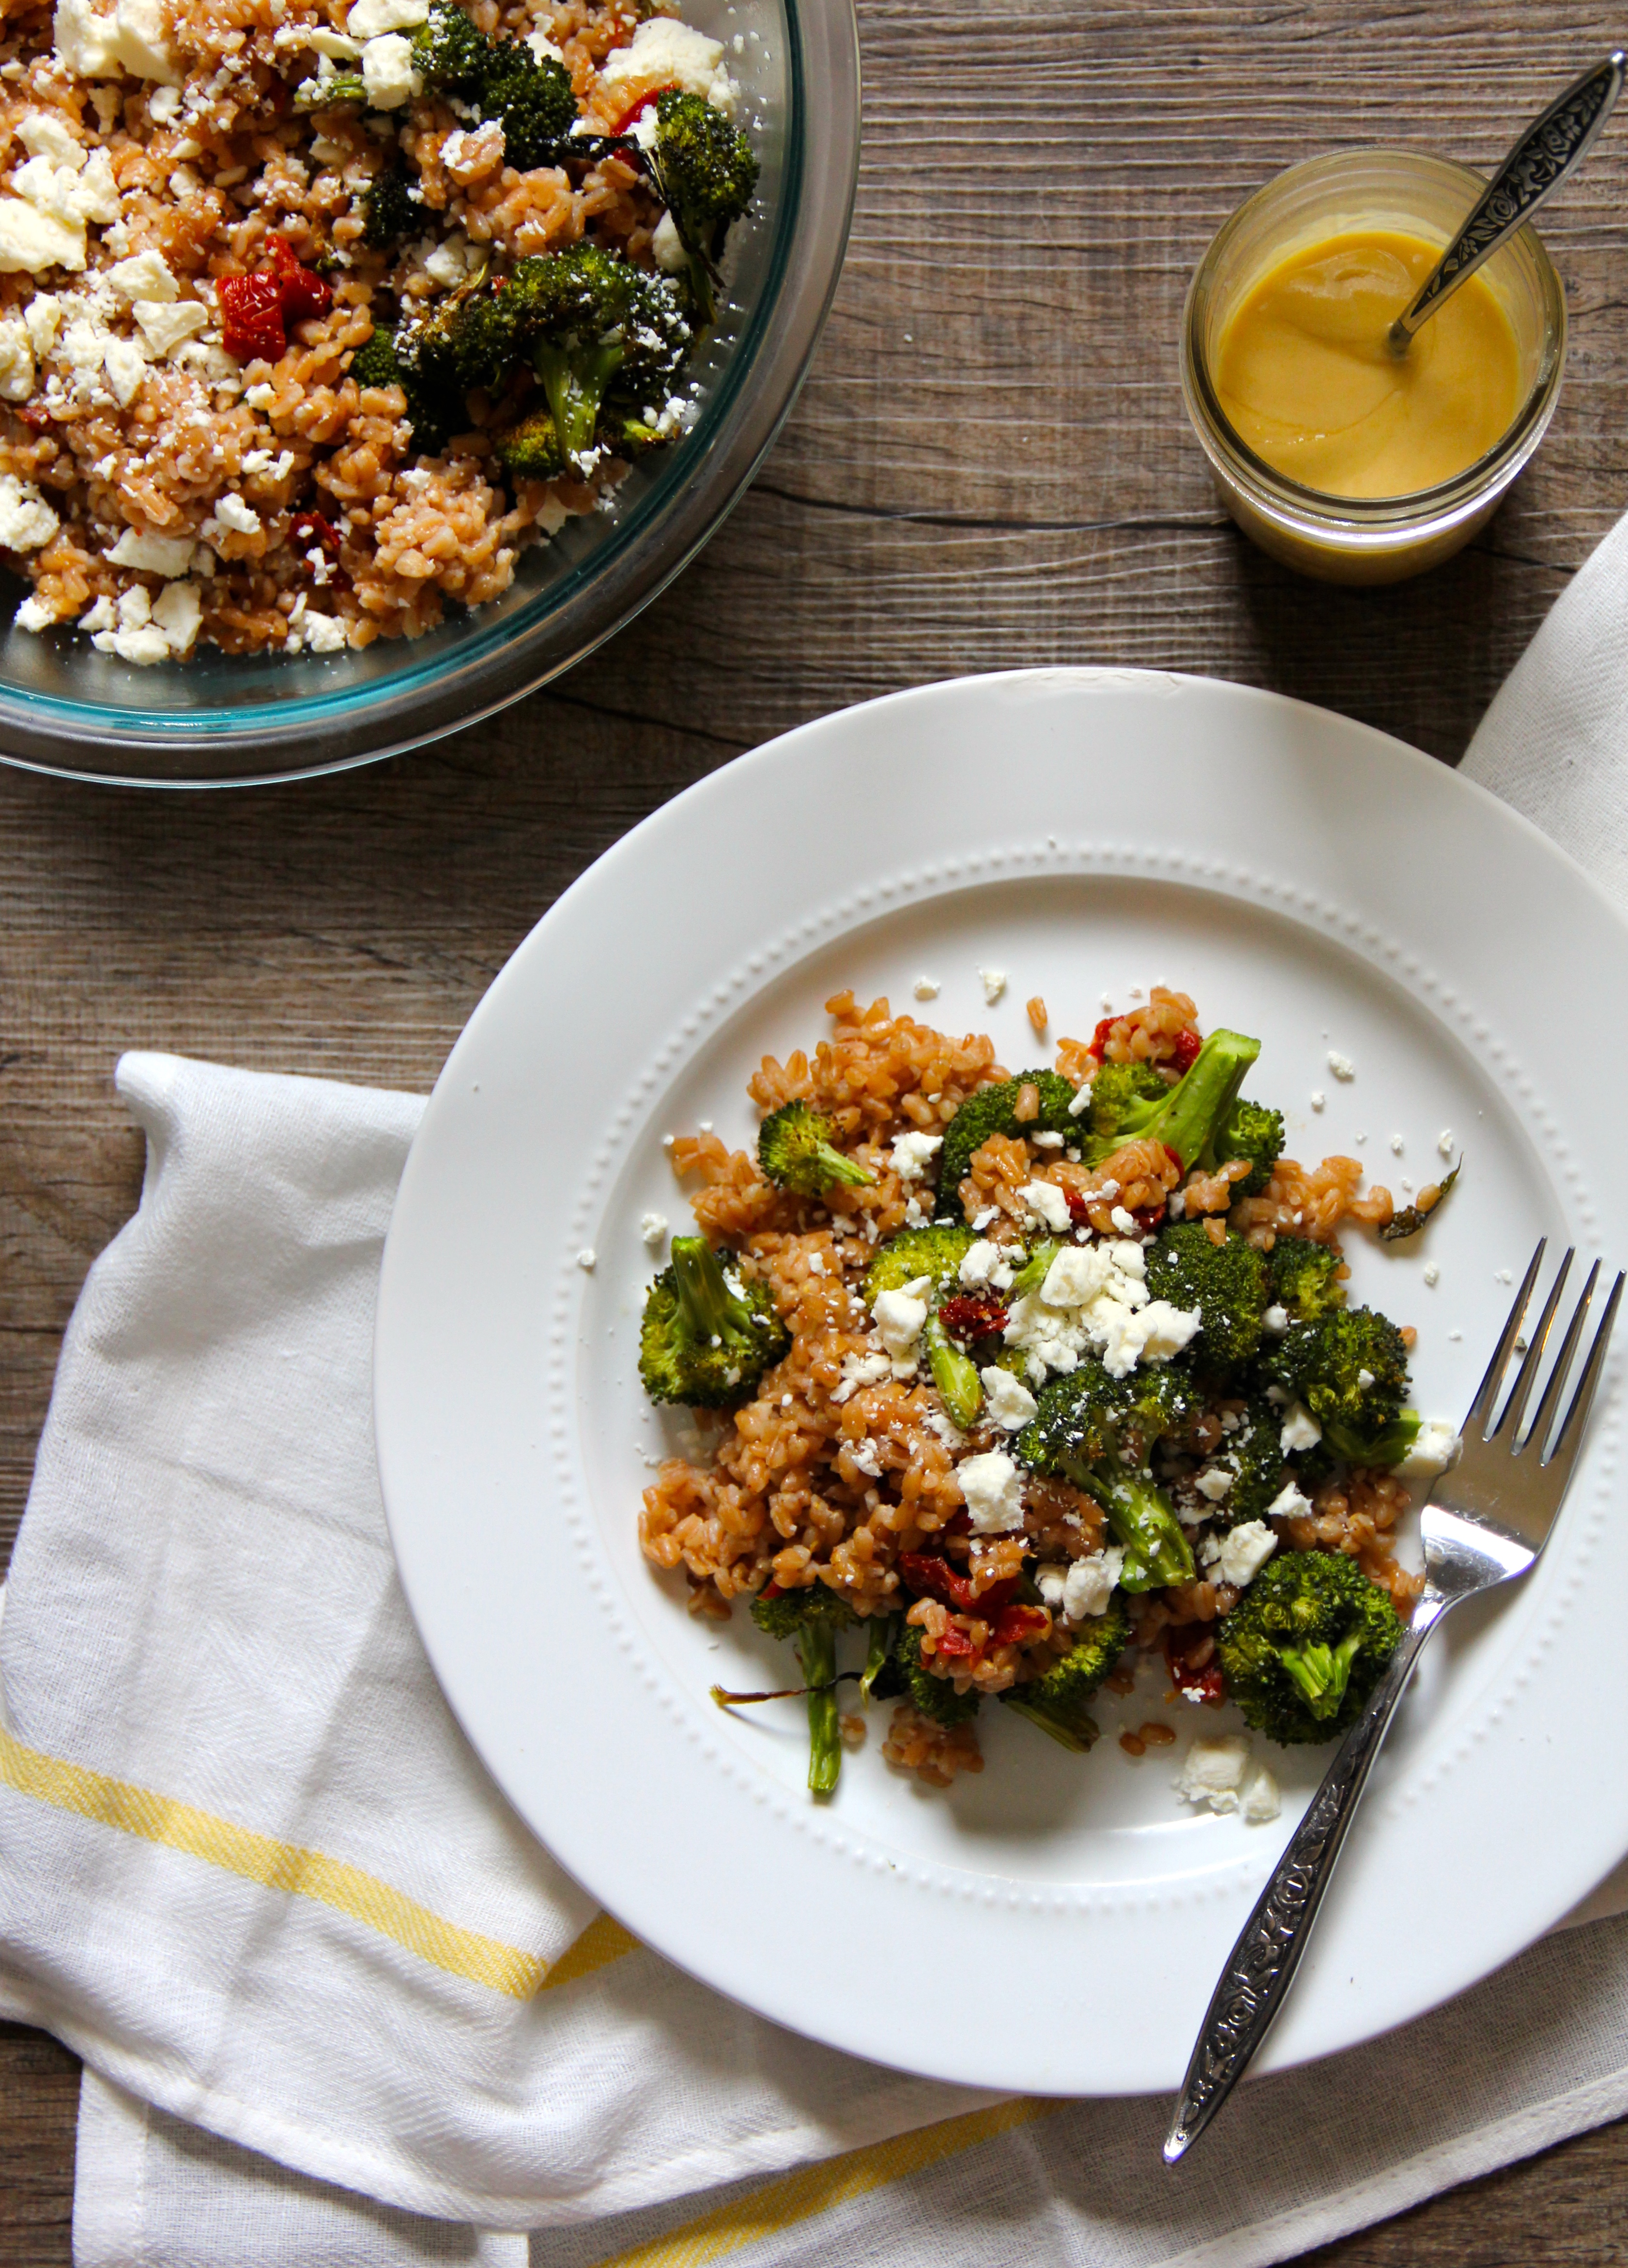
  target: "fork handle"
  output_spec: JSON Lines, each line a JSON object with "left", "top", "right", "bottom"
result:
{"left": 1164, "top": 1592, "right": 1446, "bottom": 2162}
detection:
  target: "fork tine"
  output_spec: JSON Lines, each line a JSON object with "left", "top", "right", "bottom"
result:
{"left": 1496, "top": 1249, "right": 1573, "bottom": 1443}
{"left": 1465, "top": 1238, "right": 1546, "bottom": 1437}
{"left": 1540, "top": 1270, "right": 1624, "bottom": 1485}
{"left": 1524, "top": 1258, "right": 1601, "bottom": 1458}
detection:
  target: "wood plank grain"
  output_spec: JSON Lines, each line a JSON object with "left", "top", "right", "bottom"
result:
{"left": 5, "top": 0, "right": 1628, "bottom": 2253}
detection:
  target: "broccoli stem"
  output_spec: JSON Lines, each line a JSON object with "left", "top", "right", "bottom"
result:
{"left": 922, "top": 1315, "right": 983, "bottom": 1430}
{"left": 1322, "top": 1410, "right": 1421, "bottom": 1468}
{"left": 1152, "top": 1029, "right": 1262, "bottom": 1173}
{"left": 1085, "top": 1470, "right": 1195, "bottom": 1592}
{"left": 1001, "top": 1691, "right": 1100, "bottom": 1753}
{"left": 669, "top": 1236, "right": 746, "bottom": 1342}
{"left": 860, "top": 1614, "right": 896, "bottom": 1701}
{"left": 1007, "top": 1241, "right": 1059, "bottom": 1300}
{"left": 533, "top": 338, "right": 624, "bottom": 465}
{"left": 1277, "top": 1632, "right": 1364, "bottom": 1719}
{"left": 797, "top": 1617, "right": 842, "bottom": 1796}
{"left": 814, "top": 1140, "right": 874, "bottom": 1188}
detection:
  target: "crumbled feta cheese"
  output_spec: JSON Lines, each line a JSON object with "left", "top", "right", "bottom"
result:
{"left": 23, "top": 294, "right": 61, "bottom": 355}
{"left": 1437, "top": 1129, "right": 1455, "bottom": 1158}
{"left": 911, "top": 975, "right": 940, "bottom": 1001}
{"left": 1109, "top": 1204, "right": 1137, "bottom": 1234}
{"left": 1309, "top": 1090, "right": 1325, "bottom": 1112}
{"left": 958, "top": 1239, "right": 1012, "bottom": 1292}
{"left": 1020, "top": 1181, "right": 1072, "bottom": 1234}
{"left": 650, "top": 208, "right": 688, "bottom": 275}
{"left": 1423, "top": 1262, "right": 1439, "bottom": 1288}
{"left": 423, "top": 232, "right": 474, "bottom": 288}
{"left": 1279, "top": 1402, "right": 1321, "bottom": 1453}
{"left": 361, "top": 30, "right": 418, "bottom": 107}
{"left": 958, "top": 1449, "right": 1024, "bottom": 1534}
{"left": 888, "top": 1130, "right": 942, "bottom": 1184}
{"left": 1356, "top": 1366, "right": 1375, "bottom": 1390}
{"left": 1390, "top": 1133, "right": 1405, "bottom": 1155}
{"left": 522, "top": 28, "right": 564, "bottom": 62}
{"left": 101, "top": 335, "right": 145, "bottom": 405}
{"left": 1040, "top": 1244, "right": 1114, "bottom": 1307}
{"left": 1327, "top": 1051, "right": 1355, "bottom": 1080}
{"left": 55, "top": 0, "right": 181, "bottom": 81}
{"left": 872, "top": 1285, "right": 927, "bottom": 1359}
{"left": 980, "top": 1364, "right": 1038, "bottom": 1432}
{"left": 1031, "top": 1129, "right": 1064, "bottom": 1149}
{"left": 1240, "top": 1760, "right": 1281, "bottom": 1823}
{"left": 971, "top": 1206, "right": 1000, "bottom": 1233}
{"left": 596, "top": 16, "right": 738, "bottom": 115}
{"left": 977, "top": 967, "right": 1007, "bottom": 1006}
{"left": 1059, "top": 1548, "right": 1124, "bottom": 1621}
{"left": 576, "top": 1248, "right": 596, "bottom": 1270}
{"left": 302, "top": 611, "right": 348, "bottom": 652}
{"left": 1214, "top": 1519, "right": 1276, "bottom": 1588}
{"left": 639, "top": 1211, "right": 668, "bottom": 1246}
{"left": 1175, "top": 1734, "right": 1251, "bottom": 1814}
{"left": 0, "top": 473, "right": 58, "bottom": 551}
{"left": 347, "top": 0, "right": 427, "bottom": 32}
{"left": 847, "top": 1438, "right": 883, "bottom": 1479}
{"left": 1267, "top": 1479, "right": 1312, "bottom": 1520}
{"left": 18, "top": 113, "right": 84, "bottom": 174}
{"left": 0, "top": 195, "right": 84, "bottom": 276}
{"left": 832, "top": 1349, "right": 891, "bottom": 1404}
{"left": 78, "top": 595, "right": 116, "bottom": 633}
{"left": 1066, "top": 1082, "right": 1091, "bottom": 1118}
{"left": 106, "top": 246, "right": 176, "bottom": 300}
{"left": 0, "top": 319, "right": 32, "bottom": 401}
{"left": 149, "top": 576, "right": 201, "bottom": 652}
{"left": 1194, "top": 1465, "right": 1233, "bottom": 1502}
{"left": 1007, "top": 1237, "right": 1198, "bottom": 1382}
{"left": 105, "top": 527, "right": 195, "bottom": 577}
{"left": 14, "top": 595, "right": 56, "bottom": 632}
{"left": 213, "top": 494, "right": 261, "bottom": 536}
{"left": 1396, "top": 1418, "right": 1462, "bottom": 1480}
{"left": 134, "top": 295, "right": 207, "bottom": 357}
{"left": 1261, "top": 1302, "right": 1290, "bottom": 1335}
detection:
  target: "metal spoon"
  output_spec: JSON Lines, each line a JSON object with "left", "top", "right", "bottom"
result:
{"left": 1388, "top": 51, "right": 1625, "bottom": 354}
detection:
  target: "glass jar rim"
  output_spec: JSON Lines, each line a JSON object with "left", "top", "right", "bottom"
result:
{"left": 1181, "top": 146, "right": 1568, "bottom": 531}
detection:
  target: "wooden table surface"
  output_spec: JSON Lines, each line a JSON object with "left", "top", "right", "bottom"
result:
{"left": 6, "top": 0, "right": 1628, "bottom": 2256}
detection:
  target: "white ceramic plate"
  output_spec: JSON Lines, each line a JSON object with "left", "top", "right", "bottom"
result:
{"left": 375, "top": 669, "right": 1628, "bottom": 2096}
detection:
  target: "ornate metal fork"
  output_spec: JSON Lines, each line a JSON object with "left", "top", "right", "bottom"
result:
{"left": 1165, "top": 1240, "right": 1623, "bottom": 2164}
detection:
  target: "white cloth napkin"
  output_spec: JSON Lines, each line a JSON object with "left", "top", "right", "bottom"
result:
{"left": 10, "top": 517, "right": 1628, "bottom": 2262}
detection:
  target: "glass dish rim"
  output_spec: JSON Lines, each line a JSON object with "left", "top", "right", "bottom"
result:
{"left": 0, "top": 0, "right": 860, "bottom": 789}
{"left": 1181, "top": 145, "right": 1569, "bottom": 529}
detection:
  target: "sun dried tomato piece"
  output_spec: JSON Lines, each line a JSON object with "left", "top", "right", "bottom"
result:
{"left": 1085, "top": 1014, "right": 1119, "bottom": 1063}
{"left": 935, "top": 1625, "right": 976, "bottom": 1661}
{"left": 1064, "top": 1188, "right": 1091, "bottom": 1226}
{"left": 937, "top": 1293, "right": 1009, "bottom": 1343}
{"left": 291, "top": 508, "right": 341, "bottom": 557}
{"left": 219, "top": 237, "right": 333, "bottom": 363}
{"left": 606, "top": 80, "right": 679, "bottom": 136}
{"left": 989, "top": 1602, "right": 1050, "bottom": 1648}
{"left": 1170, "top": 1027, "right": 1202, "bottom": 1073}
{"left": 898, "top": 1553, "right": 1019, "bottom": 1618}
{"left": 1164, "top": 1621, "right": 1227, "bottom": 1706}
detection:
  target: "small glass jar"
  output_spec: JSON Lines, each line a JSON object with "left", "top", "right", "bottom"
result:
{"left": 1180, "top": 150, "right": 1567, "bottom": 586}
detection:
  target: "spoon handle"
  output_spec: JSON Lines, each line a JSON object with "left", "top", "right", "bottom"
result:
{"left": 1390, "top": 51, "right": 1625, "bottom": 348}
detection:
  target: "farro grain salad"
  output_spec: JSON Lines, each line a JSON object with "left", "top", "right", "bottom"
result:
{"left": 638, "top": 987, "right": 1465, "bottom": 1800}
{"left": 0, "top": 0, "right": 757, "bottom": 662}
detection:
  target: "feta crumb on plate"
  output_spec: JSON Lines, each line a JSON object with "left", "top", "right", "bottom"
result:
{"left": 977, "top": 967, "right": 1007, "bottom": 1006}
{"left": 1327, "top": 1050, "right": 1356, "bottom": 1080}
{"left": 912, "top": 976, "right": 940, "bottom": 1001}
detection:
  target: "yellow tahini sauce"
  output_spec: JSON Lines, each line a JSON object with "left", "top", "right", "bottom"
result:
{"left": 1213, "top": 230, "right": 1522, "bottom": 499}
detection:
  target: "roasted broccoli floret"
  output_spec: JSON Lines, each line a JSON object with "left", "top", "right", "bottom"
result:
{"left": 1267, "top": 1235, "right": 1348, "bottom": 1322}
{"left": 492, "top": 402, "right": 566, "bottom": 479}
{"left": 360, "top": 165, "right": 415, "bottom": 248}
{"left": 349, "top": 325, "right": 458, "bottom": 453}
{"left": 398, "top": 272, "right": 517, "bottom": 398}
{"left": 638, "top": 1235, "right": 788, "bottom": 1408}
{"left": 409, "top": 0, "right": 577, "bottom": 165}
{"left": 999, "top": 1599, "right": 1130, "bottom": 1751}
{"left": 757, "top": 1098, "right": 874, "bottom": 1193}
{"left": 1199, "top": 1398, "right": 1291, "bottom": 1527}
{"left": 748, "top": 1584, "right": 856, "bottom": 1795}
{"left": 499, "top": 245, "right": 691, "bottom": 469}
{"left": 1078, "top": 1028, "right": 1261, "bottom": 1174}
{"left": 1207, "top": 1096, "right": 1285, "bottom": 1198}
{"left": 1259, "top": 1304, "right": 1417, "bottom": 1466}
{"left": 864, "top": 1224, "right": 983, "bottom": 1428}
{"left": 1016, "top": 1359, "right": 1197, "bottom": 1591}
{"left": 868, "top": 1620, "right": 979, "bottom": 1728}
{"left": 935, "top": 1071, "right": 1079, "bottom": 1217}
{"left": 1216, "top": 1549, "right": 1403, "bottom": 1743}
{"left": 1081, "top": 1058, "right": 1170, "bottom": 1147}
{"left": 647, "top": 87, "right": 759, "bottom": 325}
{"left": 1144, "top": 1220, "right": 1270, "bottom": 1379}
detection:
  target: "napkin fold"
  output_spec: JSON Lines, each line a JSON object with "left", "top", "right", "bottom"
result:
{"left": 9, "top": 516, "right": 1628, "bottom": 2266}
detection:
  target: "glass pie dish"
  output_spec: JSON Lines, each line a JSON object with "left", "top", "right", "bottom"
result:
{"left": 0, "top": 0, "right": 860, "bottom": 787}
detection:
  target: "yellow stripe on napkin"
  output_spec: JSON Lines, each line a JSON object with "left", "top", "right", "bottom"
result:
{"left": 0, "top": 1724, "right": 635, "bottom": 2000}
{"left": 586, "top": 2097, "right": 1054, "bottom": 2268}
